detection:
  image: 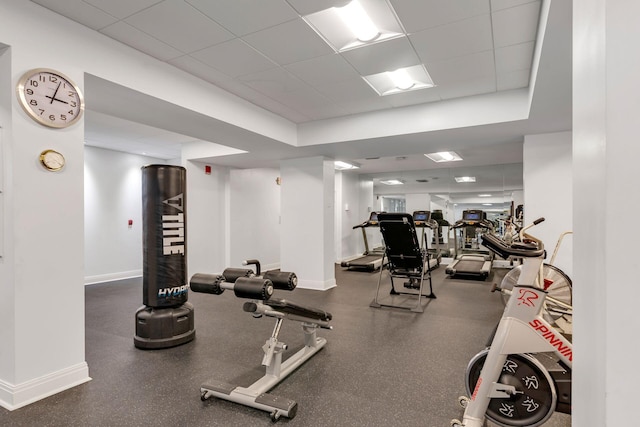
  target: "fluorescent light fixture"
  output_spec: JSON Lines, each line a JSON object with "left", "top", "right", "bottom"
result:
{"left": 482, "top": 203, "right": 493, "bottom": 206}
{"left": 336, "top": 0, "right": 379, "bottom": 42}
{"left": 302, "top": 0, "right": 404, "bottom": 52}
{"left": 380, "top": 179, "right": 404, "bottom": 185}
{"left": 363, "top": 64, "right": 435, "bottom": 96}
{"left": 334, "top": 160, "right": 360, "bottom": 170}
{"left": 478, "top": 194, "right": 492, "bottom": 197}
{"left": 454, "top": 176, "right": 476, "bottom": 183}
{"left": 389, "top": 68, "right": 414, "bottom": 90}
{"left": 424, "top": 151, "right": 463, "bottom": 162}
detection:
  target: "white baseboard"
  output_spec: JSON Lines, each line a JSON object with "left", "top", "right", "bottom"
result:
{"left": 296, "top": 278, "right": 337, "bottom": 291}
{"left": 0, "top": 362, "right": 91, "bottom": 411}
{"left": 85, "top": 270, "right": 142, "bottom": 285}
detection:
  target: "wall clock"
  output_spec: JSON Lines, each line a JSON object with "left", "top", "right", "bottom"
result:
{"left": 16, "top": 68, "right": 84, "bottom": 128}
{"left": 39, "top": 149, "right": 66, "bottom": 171}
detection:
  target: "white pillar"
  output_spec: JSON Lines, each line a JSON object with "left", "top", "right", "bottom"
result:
{"left": 573, "top": 0, "right": 639, "bottom": 425}
{"left": 0, "top": 50, "right": 89, "bottom": 409}
{"left": 280, "top": 157, "right": 336, "bottom": 290}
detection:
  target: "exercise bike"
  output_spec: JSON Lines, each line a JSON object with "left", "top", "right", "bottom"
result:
{"left": 451, "top": 218, "right": 572, "bottom": 427}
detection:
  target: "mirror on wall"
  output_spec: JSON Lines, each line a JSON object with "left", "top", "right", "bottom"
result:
{"left": 368, "top": 163, "right": 523, "bottom": 251}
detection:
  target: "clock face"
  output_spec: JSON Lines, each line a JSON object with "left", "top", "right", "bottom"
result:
{"left": 16, "top": 68, "right": 84, "bottom": 128}
{"left": 40, "top": 149, "right": 65, "bottom": 171}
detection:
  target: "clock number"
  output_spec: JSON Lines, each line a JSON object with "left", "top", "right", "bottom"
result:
{"left": 49, "top": 75, "right": 58, "bottom": 83}
{"left": 68, "top": 91, "right": 74, "bottom": 97}
{"left": 60, "top": 114, "right": 67, "bottom": 121}
{"left": 38, "top": 75, "right": 46, "bottom": 82}
{"left": 29, "top": 80, "right": 39, "bottom": 87}
{"left": 38, "top": 109, "right": 45, "bottom": 115}
{"left": 70, "top": 101, "right": 76, "bottom": 107}
{"left": 26, "top": 88, "right": 33, "bottom": 95}
{"left": 49, "top": 115, "right": 55, "bottom": 121}
{"left": 68, "top": 110, "right": 74, "bottom": 115}
{"left": 30, "top": 99, "right": 37, "bottom": 106}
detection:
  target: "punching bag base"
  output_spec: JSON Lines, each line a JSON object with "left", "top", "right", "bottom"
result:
{"left": 134, "top": 302, "right": 195, "bottom": 350}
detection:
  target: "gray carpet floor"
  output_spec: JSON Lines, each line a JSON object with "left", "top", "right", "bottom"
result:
{"left": 0, "top": 265, "right": 571, "bottom": 426}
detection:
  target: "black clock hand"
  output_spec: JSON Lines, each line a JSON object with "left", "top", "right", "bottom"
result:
{"left": 45, "top": 95, "right": 69, "bottom": 104}
{"left": 49, "top": 81, "right": 62, "bottom": 104}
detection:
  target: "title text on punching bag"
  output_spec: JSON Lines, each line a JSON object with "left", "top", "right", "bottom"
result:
{"left": 162, "top": 213, "right": 184, "bottom": 255}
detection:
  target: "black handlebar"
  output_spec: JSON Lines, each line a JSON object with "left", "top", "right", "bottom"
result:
{"left": 533, "top": 217, "right": 545, "bottom": 225}
{"left": 481, "top": 234, "right": 545, "bottom": 259}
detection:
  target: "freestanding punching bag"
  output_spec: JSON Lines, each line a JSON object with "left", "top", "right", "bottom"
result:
{"left": 134, "top": 165, "right": 196, "bottom": 349}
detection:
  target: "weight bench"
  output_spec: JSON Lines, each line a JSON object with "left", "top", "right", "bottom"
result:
{"left": 370, "top": 213, "right": 436, "bottom": 313}
{"left": 190, "top": 263, "right": 332, "bottom": 422}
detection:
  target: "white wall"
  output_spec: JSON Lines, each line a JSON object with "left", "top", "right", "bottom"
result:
{"left": 523, "top": 131, "right": 573, "bottom": 277}
{"left": 406, "top": 193, "right": 431, "bottom": 215}
{"left": 84, "top": 146, "right": 167, "bottom": 284}
{"left": 229, "top": 168, "right": 280, "bottom": 270}
{"left": 335, "top": 171, "right": 362, "bottom": 261}
{"left": 183, "top": 160, "right": 229, "bottom": 278}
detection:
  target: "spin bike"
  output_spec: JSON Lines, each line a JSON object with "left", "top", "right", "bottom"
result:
{"left": 451, "top": 218, "right": 572, "bottom": 427}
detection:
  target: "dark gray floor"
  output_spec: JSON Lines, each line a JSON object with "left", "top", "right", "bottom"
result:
{"left": 0, "top": 265, "right": 571, "bottom": 427}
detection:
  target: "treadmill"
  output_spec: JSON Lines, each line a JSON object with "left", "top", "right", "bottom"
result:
{"left": 412, "top": 211, "right": 441, "bottom": 271}
{"left": 340, "top": 211, "right": 385, "bottom": 271}
{"left": 445, "top": 210, "right": 493, "bottom": 280}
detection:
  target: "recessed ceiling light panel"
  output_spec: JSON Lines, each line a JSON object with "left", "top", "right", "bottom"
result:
{"left": 424, "top": 151, "right": 463, "bottom": 162}
{"left": 303, "top": 0, "right": 404, "bottom": 52}
{"left": 334, "top": 160, "right": 360, "bottom": 170}
{"left": 363, "top": 64, "right": 435, "bottom": 96}
{"left": 380, "top": 179, "right": 404, "bottom": 185}
{"left": 454, "top": 176, "right": 476, "bottom": 183}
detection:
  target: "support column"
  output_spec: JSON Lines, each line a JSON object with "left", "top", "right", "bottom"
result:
{"left": 574, "top": 0, "right": 639, "bottom": 425}
{"left": 0, "top": 49, "right": 89, "bottom": 409}
{"left": 280, "top": 157, "right": 336, "bottom": 290}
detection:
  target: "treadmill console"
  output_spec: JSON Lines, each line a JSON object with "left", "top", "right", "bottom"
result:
{"left": 412, "top": 210, "right": 431, "bottom": 226}
{"left": 462, "top": 210, "right": 485, "bottom": 225}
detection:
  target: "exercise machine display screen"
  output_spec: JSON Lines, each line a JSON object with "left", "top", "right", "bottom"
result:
{"left": 463, "top": 210, "right": 482, "bottom": 222}
{"left": 413, "top": 211, "right": 430, "bottom": 222}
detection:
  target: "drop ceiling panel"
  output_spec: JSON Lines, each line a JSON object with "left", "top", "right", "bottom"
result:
{"left": 31, "top": 0, "right": 117, "bottom": 30}
{"left": 124, "top": 0, "right": 234, "bottom": 53}
{"left": 190, "top": 39, "right": 277, "bottom": 78}
{"left": 243, "top": 19, "right": 334, "bottom": 66}
{"left": 495, "top": 41, "right": 535, "bottom": 73}
{"left": 169, "top": 55, "right": 235, "bottom": 86}
{"left": 436, "top": 75, "right": 497, "bottom": 100}
{"left": 428, "top": 51, "right": 496, "bottom": 85}
{"left": 491, "top": 0, "right": 538, "bottom": 11}
{"left": 84, "top": 0, "right": 162, "bottom": 20}
{"left": 492, "top": 0, "right": 541, "bottom": 48}
{"left": 385, "top": 87, "right": 442, "bottom": 108}
{"left": 316, "top": 77, "right": 383, "bottom": 103}
{"left": 285, "top": 0, "right": 350, "bottom": 16}
{"left": 390, "top": 0, "right": 490, "bottom": 33}
{"left": 185, "top": 0, "right": 299, "bottom": 36}
{"left": 341, "top": 37, "right": 421, "bottom": 75}
{"left": 410, "top": 15, "right": 493, "bottom": 63}
{"left": 238, "top": 67, "right": 309, "bottom": 99}
{"left": 271, "top": 86, "right": 335, "bottom": 116}
{"left": 497, "top": 68, "right": 530, "bottom": 90}
{"left": 100, "top": 21, "right": 183, "bottom": 61}
{"left": 284, "top": 54, "right": 360, "bottom": 87}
